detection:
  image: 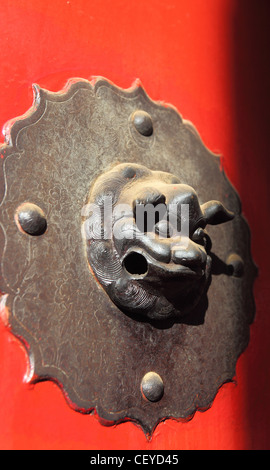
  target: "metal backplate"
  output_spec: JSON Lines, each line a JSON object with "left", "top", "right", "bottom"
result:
{"left": 0, "top": 78, "right": 257, "bottom": 436}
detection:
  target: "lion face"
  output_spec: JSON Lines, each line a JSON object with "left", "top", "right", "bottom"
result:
{"left": 82, "top": 163, "right": 234, "bottom": 321}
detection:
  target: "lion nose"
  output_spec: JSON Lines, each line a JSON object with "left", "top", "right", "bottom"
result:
{"left": 171, "top": 239, "right": 207, "bottom": 268}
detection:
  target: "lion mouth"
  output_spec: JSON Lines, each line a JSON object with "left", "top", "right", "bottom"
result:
{"left": 122, "top": 248, "right": 211, "bottom": 282}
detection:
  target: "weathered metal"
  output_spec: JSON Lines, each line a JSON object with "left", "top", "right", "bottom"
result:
{"left": 141, "top": 372, "right": 164, "bottom": 402}
{"left": 15, "top": 202, "right": 47, "bottom": 236}
{"left": 0, "top": 78, "right": 257, "bottom": 436}
{"left": 84, "top": 162, "right": 235, "bottom": 321}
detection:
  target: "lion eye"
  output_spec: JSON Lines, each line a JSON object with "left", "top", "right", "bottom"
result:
{"left": 154, "top": 219, "right": 173, "bottom": 238}
{"left": 134, "top": 202, "right": 167, "bottom": 233}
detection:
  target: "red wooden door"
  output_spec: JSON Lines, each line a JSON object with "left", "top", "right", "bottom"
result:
{"left": 0, "top": 0, "right": 269, "bottom": 450}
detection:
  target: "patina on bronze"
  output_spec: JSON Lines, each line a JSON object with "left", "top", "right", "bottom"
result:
{"left": 0, "top": 77, "right": 257, "bottom": 436}
{"left": 83, "top": 162, "right": 234, "bottom": 321}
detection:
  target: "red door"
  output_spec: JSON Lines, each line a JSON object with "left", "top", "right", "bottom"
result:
{"left": 0, "top": 0, "right": 269, "bottom": 450}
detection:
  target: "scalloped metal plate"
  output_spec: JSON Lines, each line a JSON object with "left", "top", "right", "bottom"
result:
{"left": 0, "top": 77, "right": 257, "bottom": 437}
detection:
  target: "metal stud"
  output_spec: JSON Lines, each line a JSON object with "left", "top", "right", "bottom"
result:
{"left": 141, "top": 372, "right": 164, "bottom": 402}
{"left": 16, "top": 202, "right": 47, "bottom": 236}
{"left": 131, "top": 110, "right": 153, "bottom": 136}
{"left": 226, "top": 253, "right": 244, "bottom": 277}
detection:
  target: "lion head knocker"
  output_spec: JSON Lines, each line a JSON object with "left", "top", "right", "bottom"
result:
{"left": 82, "top": 162, "right": 234, "bottom": 321}
{"left": 0, "top": 78, "right": 257, "bottom": 435}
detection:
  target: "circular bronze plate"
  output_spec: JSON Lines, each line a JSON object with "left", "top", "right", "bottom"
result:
{"left": 0, "top": 78, "right": 257, "bottom": 436}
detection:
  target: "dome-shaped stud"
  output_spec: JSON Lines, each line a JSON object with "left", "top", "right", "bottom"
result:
{"left": 15, "top": 202, "right": 47, "bottom": 236}
{"left": 226, "top": 253, "right": 244, "bottom": 277}
{"left": 141, "top": 371, "right": 164, "bottom": 402}
{"left": 131, "top": 110, "right": 153, "bottom": 136}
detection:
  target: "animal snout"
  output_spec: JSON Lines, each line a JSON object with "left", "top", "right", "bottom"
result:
{"left": 171, "top": 240, "right": 207, "bottom": 268}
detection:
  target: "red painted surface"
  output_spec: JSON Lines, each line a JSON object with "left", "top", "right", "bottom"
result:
{"left": 0, "top": 0, "right": 269, "bottom": 450}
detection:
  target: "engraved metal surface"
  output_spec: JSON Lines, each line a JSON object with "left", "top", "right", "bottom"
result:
{"left": 0, "top": 78, "right": 257, "bottom": 436}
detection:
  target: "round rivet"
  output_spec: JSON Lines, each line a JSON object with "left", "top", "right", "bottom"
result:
{"left": 132, "top": 110, "right": 153, "bottom": 136}
{"left": 123, "top": 166, "right": 137, "bottom": 179}
{"left": 16, "top": 203, "right": 47, "bottom": 236}
{"left": 226, "top": 253, "right": 244, "bottom": 277}
{"left": 141, "top": 372, "right": 164, "bottom": 402}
